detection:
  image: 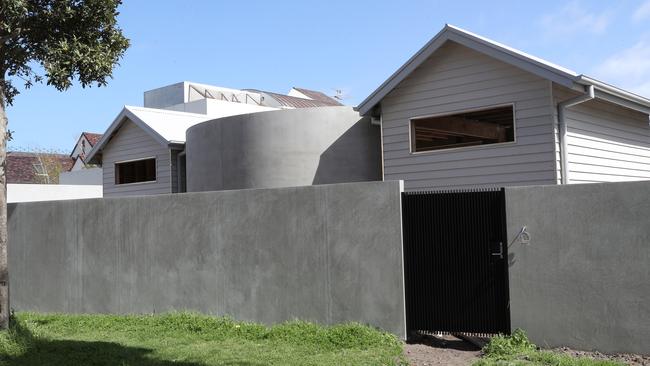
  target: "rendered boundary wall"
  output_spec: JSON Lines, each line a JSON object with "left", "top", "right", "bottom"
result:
{"left": 505, "top": 181, "right": 650, "bottom": 355}
{"left": 8, "top": 181, "right": 406, "bottom": 338}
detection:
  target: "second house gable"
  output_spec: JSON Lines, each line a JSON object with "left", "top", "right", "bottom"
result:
{"left": 102, "top": 119, "right": 173, "bottom": 197}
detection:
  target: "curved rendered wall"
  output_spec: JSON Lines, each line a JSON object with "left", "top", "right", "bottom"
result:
{"left": 185, "top": 106, "right": 381, "bottom": 192}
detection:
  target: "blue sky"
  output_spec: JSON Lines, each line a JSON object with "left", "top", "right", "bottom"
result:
{"left": 6, "top": 0, "right": 650, "bottom": 151}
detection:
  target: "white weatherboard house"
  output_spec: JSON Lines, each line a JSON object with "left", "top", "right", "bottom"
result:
{"left": 86, "top": 82, "right": 348, "bottom": 197}
{"left": 357, "top": 25, "right": 650, "bottom": 190}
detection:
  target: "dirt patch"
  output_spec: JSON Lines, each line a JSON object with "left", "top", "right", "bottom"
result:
{"left": 404, "top": 335, "right": 481, "bottom": 366}
{"left": 554, "top": 347, "right": 650, "bottom": 366}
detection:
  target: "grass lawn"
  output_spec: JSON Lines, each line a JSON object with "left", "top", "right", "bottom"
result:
{"left": 474, "top": 330, "right": 625, "bottom": 366}
{"left": 0, "top": 312, "right": 405, "bottom": 366}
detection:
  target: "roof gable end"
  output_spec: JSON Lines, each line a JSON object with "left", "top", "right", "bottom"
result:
{"left": 356, "top": 24, "right": 579, "bottom": 116}
{"left": 357, "top": 24, "right": 650, "bottom": 116}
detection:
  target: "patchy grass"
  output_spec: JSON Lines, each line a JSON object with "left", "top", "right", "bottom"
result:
{"left": 473, "top": 329, "right": 624, "bottom": 366}
{"left": 0, "top": 312, "right": 406, "bottom": 366}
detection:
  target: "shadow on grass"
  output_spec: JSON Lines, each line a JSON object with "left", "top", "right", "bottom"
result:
{"left": 1, "top": 318, "right": 263, "bottom": 366}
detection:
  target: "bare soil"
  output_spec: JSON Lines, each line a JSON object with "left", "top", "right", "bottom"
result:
{"left": 554, "top": 347, "right": 650, "bottom": 366}
{"left": 404, "top": 334, "right": 481, "bottom": 366}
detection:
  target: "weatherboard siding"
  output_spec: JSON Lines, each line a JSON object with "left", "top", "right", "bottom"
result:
{"left": 380, "top": 41, "right": 557, "bottom": 191}
{"left": 553, "top": 84, "right": 650, "bottom": 184}
{"left": 102, "top": 120, "right": 172, "bottom": 197}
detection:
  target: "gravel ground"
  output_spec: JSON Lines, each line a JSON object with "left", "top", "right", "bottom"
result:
{"left": 554, "top": 347, "right": 650, "bottom": 366}
{"left": 404, "top": 334, "right": 481, "bottom": 366}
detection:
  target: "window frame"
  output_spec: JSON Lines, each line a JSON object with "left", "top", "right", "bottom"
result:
{"left": 114, "top": 157, "right": 157, "bottom": 185}
{"left": 408, "top": 103, "right": 517, "bottom": 155}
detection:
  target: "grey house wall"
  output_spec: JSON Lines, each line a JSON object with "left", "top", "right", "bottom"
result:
{"left": 505, "top": 181, "right": 650, "bottom": 355}
{"left": 552, "top": 84, "right": 650, "bottom": 184}
{"left": 186, "top": 106, "right": 382, "bottom": 192}
{"left": 102, "top": 120, "right": 173, "bottom": 197}
{"left": 8, "top": 181, "right": 406, "bottom": 338}
{"left": 380, "top": 41, "right": 557, "bottom": 191}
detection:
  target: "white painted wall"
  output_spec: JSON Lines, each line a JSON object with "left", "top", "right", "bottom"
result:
{"left": 8, "top": 184, "right": 102, "bottom": 203}
{"left": 59, "top": 168, "right": 102, "bottom": 185}
{"left": 553, "top": 84, "right": 650, "bottom": 184}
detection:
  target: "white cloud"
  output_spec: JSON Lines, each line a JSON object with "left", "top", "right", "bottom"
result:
{"left": 593, "top": 37, "right": 650, "bottom": 97}
{"left": 539, "top": 1, "right": 611, "bottom": 37}
{"left": 634, "top": 0, "right": 650, "bottom": 22}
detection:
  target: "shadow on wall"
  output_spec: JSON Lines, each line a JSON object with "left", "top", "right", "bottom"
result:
{"left": 312, "top": 117, "right": 382, "bottom": 185}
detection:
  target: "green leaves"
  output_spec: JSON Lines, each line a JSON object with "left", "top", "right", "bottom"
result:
{"left": 0, "top": 0, "right": 130, "bottom": 105}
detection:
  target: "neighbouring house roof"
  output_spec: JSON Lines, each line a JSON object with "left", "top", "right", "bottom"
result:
{"left": 7, "top": 151, "right": 74, "bottom": 184}
{"left": 82, "top": 132, "right": 103, "bottom": 146}
{"left": 70, "top": 131, "right": 103, "bottom": 159}
{"left": 291, "top": 87, "right": 343, "bottom": 106}
{"left": 86, "top": 106, "right": 213, "bottom": 163}
{"left": 245, "top": 89, "right": 342, "bottom": 108}
{"left": 356, "top": 24, "right": 650, "bottom": 116}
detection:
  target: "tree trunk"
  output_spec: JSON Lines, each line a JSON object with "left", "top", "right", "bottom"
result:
{"left": 0, "top": 83, "right": 9, "bottom": 329}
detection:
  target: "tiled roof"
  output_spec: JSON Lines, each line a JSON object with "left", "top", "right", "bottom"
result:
{"left": 293, "top": 87, "right": 342, "bottom": 106}
{"left": 82, "top": 132, "right": 103, "bottom": 146}
{"left": 7, "top": 151, "right": 74, "bottom": 184}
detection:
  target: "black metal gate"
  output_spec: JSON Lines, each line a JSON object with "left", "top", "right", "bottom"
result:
{"left": 401, "top": 188, "right": 510, "bottom": 337}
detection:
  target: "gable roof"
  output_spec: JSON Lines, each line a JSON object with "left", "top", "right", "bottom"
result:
{"left": 356, "top": 24, "right": 650, "bottom": 116}
{"left": 82, "top": 132, "right": 103, "bottom": 146}
{"left": 86, "top": 106, "right": 212, "bottom": 163}
{"left": 291, "top": 87, "right": 342, "bottom": 106}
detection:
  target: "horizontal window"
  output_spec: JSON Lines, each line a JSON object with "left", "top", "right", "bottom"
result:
{"left": 115, "top": 158, "right": 156, "bottom": 184}
{"left": 411, "top": 105, "right": 515, "bottom": 153}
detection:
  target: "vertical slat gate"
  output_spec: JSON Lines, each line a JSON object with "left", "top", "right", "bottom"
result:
{"left": 402, "top": 188, "right": 510, "bottom": 337}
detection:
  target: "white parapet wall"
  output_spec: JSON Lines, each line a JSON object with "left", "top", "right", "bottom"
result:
{"left": 8, "top": 184, "right": 103, "bottom": 203}
{"left": 59, "top": 168, "right": 103, "bottom": 185}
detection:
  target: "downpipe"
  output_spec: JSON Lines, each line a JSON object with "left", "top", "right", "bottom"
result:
{"left": 557, "top": 85, "right": 595, "bottom": 184}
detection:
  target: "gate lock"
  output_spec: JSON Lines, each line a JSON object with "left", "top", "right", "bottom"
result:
{"left": 491, "top": 241, "right": 504, "bottom": 259}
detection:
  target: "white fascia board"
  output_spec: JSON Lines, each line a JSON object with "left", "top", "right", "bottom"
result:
{"left": 85, "top": 106, "right": 171, "bottom": 163}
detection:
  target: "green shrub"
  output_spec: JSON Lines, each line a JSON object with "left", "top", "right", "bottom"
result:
{"left": 481, "top": 328, "right": 536, "bottom": 359}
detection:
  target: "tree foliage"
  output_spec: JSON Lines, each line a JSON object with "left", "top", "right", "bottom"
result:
{"left": 0, "top": 0, "right": 130, "bottom": 105}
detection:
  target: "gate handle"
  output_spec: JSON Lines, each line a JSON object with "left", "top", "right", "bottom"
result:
{"left": 491, "top": 242, "right": 503, "bottom": 259}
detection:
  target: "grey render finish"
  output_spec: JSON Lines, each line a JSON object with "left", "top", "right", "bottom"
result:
{"left": 505, "top": 181, "right": 650, "bottom": 355}
{"left": 186, "top": 106, "right": 382, "bottom": 192}
{"left": 8, "top": 181, "right": 406, "bottom": 338}
{"left": 356, "top": 25, "right": 650, "bottom": 190}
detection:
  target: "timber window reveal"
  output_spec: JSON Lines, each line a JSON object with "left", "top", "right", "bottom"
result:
{"left": 115, "top": 158, "right": 156, "bottom": 184}
{"left": 411, "top": 105, "right": 515, "bottom": 152}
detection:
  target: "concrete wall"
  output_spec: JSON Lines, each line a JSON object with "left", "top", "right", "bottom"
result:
{"left": 505, "top": 181, "right": 650, "bottom": 355}
{"left": 186, "top": 106, "right": 382, "bottom": 192}
{"left": 7, "top": 184, "right": 102, "bottom": 203}
{"left": 144, "top": 82, "right": 186, "bottom": 108}
{"left": 8, "top": 181, "right": 406, "bottom": 338}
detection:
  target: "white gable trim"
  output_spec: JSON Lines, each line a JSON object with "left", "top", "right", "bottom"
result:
{"left": 86, "top": 107, "right": 169, "bottom": 164}
{"left": 356, "top": 24, "right": 650, "bottom": 116}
